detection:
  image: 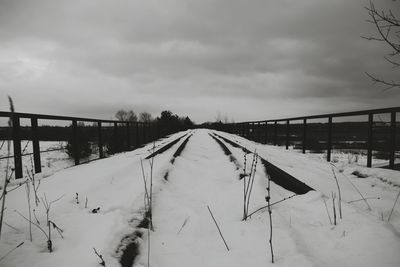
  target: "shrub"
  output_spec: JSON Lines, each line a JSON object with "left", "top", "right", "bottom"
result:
{"left": 65, "top": 122, "right": 93, "bottom": 160}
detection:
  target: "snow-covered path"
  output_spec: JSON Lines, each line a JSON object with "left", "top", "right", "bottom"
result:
{"left": 137, "top": 129, "right": 313, "bottom": 267}
{"left": 1, "top": 129, "right": 400, "bottom": 267}
{"left": 135, "top": 130, "right": 400, "bottom": 267}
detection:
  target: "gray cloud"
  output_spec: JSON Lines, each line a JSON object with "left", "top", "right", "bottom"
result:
{"left": 0, "top": 0, "right": 399, "bottom": 123}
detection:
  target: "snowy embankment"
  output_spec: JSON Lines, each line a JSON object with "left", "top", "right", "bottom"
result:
{"left": 0, "top": 131, "right": 191, "bottom": 267}
{"left": 216, "top": 130, "right": 400, "bottom": 231}
{"left": 1, "top": 129, "right": 399, "bottom": 267}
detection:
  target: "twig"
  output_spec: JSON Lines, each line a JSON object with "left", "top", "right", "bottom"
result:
{"left": 147, "top": 142, "right": 156, "bottom": 267}
{"left": 148, "top": 143, "right": 155, "bottom": 231}
{"left": 331, "top": 166, "right": 342, "bottom": 219}
{"left": 0, "top": 96, "right": 15, "bottom": 240}
{"left": 147, "top": 222, "right": 151, "bottom": 267}
{"left": 4, "top": 221, "right": 19, "bottom": 232}
{"left": 25, "top": 183, "right": 32, "bottom": 241}
{"left": 245, "top": 194, "right": 297, "bottom": 219}
{"left": 14, "top": 210, "right": 53, "bottom": 252}
{"left": 93, "top": 247, "right": 106, "bottom": 266}
{"left": 26, "top": 156, "right": 40, "bottom": 206}
{"left": 207, "top": 205, "right": 229, "bottom": 251}
{"left": 49, "top": 220, "right": 64, "bottom": 239}
{"left": 340, "top": 171, "right": 372, "bottom": 210}
{"left": 0, "top": 242, "right": 24, "bottom": 262}
{"left": 266, "top": 172, "right": 274, "bottom": 263}
{"left": 388, "top": 189, "right": 400, "bottom": 222}
{"left": 245, "top": 151, "right": 258, "bottom": 216}
{"left": 140, "top": 159, "right": 150, "bottom": 210}
{"left": 14, "top": 210, "right": 48, "bottom": 239}
{"left": 85, "top": 197, "right": 88, "bottom": 209}
{"left": 242, "top": 152, "right": 247, "bottom": 219}
{"left": 177, "top": 216, "right": 190, "bottom": 235}
{"left": 33, "top": 209, "right": 40, "bottom": 225}
{"left": 347, "top": 197, "right": 380, "bottom": 204}
{"left": 332, "top": 192, "right": 337, "bottom": 226}
{"left": 323, "top": 198, "right": 332, "bottom": 225}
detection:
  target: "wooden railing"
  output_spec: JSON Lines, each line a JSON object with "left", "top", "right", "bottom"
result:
{"left": 0, "top": 111, "right": 185, "bottom": 179}
{"left": 215, "top": 107, "right": 400, "bottom": 170}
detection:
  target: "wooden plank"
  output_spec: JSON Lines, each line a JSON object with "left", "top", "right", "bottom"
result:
{"left": 98, "top": 122, "right": 104, "bottom": 158}
{"left": 286, "top": 120, "right": 289, "bottom": 150}
{"left": 367, "top": 113, "right": 373, "bottom": 167}
{"left": 72, "top": 120, "right": 79, "bottom": 165}
{"left": 113, "top": 122, "right": 118, "bottom": 153}
{"left": 31, "top": 117, "right": 41, "bottom": 173}
{"left": 264, "top": 122, "right": 268, "bottom": 144}
{"left": 389, "top": 112, "right": 396, "bottom": 169}
{"left": 327, "top": 116, "right": 332, "bottom": 162}
{"left": 126, "top": 122, "right": 131, "bottom": 150}
{"left": 302, "top": 118, "right": 307, "bottom": 154}
{"left": 12, "top": 116, "right": 23, "bottom": 178}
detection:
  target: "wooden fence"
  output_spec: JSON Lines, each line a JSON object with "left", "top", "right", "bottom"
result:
{"left": 215, "top": 107, "right": 400, "bottom": 170}
{"left": 0, "top": 111, "right": 185, "bottom": 179}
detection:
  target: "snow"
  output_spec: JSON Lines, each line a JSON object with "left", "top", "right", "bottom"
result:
{"left": 0, "top": 141, "right": 75, "bottom": 183}
{"left": 1, "top": 129, "right": 399, "bottom": 267}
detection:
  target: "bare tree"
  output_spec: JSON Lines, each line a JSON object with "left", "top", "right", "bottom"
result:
{"left": 115, "top": 110, "right": 127, "bottom": 121}
{"left": 364, "top": 1, "right": 400, "bottom": 90}
{"left": 127, "top": 110, "right": 138, "bottom": 122}
{"left": 139, "top": 112, "right": 153, "bottom": 122}
{"left": 115, "top": 109, "right": 138, "bottom": 122}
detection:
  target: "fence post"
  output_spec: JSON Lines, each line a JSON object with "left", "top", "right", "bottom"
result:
{"left": 72, "top": 120, "right": 79, "bottom": 165}
{"left": 327, "top": 116, "right": 332, "bottom": 162}
{"left": 285, "top": 120, "right": 289, "bottom": 150}
{"left": 31, "top": 117, "right": 41, "bottom": 174}
{"left": 264, "top": 122, "right": 268, "bottom": 144}
{"left": 302, "top": 118, "right": 307, "bottom": 154}
{"left": 135, "top": 122, "right": 139, "bottom": 147}
{"left": 12, "top": 115, "right": 23, "bottom": 178}
{"left": 98, "top": 122, "right": 104, "bottom": 158}
{"left": 274, "top": 121, "right": 277, "bottom": 146}
{"left": 389, "top": 111, "right": 396, "bottom": 169}
{"left": 367, "top": 113, "right": 373, "bottom": 167}
{"left": 113, "top": 122, "right": 118, "bottom": 153}
{"left": 142, "top": 123, "right": 146, "bottom": 144}
{"left": 126, "top": 122, "right": 131, "bottom": 150}
{"left": 251, "top": 123, "right": 255, "bottom": 140}
{"left": 149, "top": 123, "right": 153, "bottom": 141}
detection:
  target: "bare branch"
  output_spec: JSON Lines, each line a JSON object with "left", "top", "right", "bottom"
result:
{"left": 365, "top": 72, "right": 400, "bottom": 91}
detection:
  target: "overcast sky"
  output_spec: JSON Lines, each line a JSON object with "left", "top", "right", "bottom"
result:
{"left": 0, "top": 0, "right": 399, "bottom": 123}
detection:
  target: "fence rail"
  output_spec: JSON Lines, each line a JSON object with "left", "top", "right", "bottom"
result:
{"left": 216, "top": 106, "right": 400, "bottom": 170}
{"left": 0, "top": 111, "right": 185, "bottom": 179}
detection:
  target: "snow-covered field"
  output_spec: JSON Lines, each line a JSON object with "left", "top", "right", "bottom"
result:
{"left": 0, "top": 141, "right": 102, "bottom": 183}
{"left": 0, "top": 141, "right": 73, "bottom": 183}
{"left": 0, "top": 129, "right": 399, "bottom": 267}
